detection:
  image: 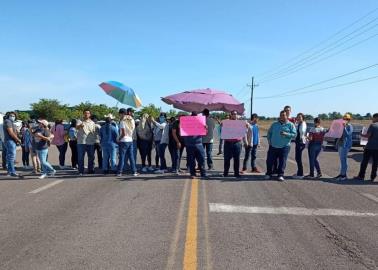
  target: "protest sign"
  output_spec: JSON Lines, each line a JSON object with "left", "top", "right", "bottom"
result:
{"left": 325, "top": 119, "right": 345, "bottom": 139}
{"left": 180, "top": 116, "right": 206, "bottom": 136}
{"left": 360, "top": 126, "right": 368, "bottom": 146}
{"left": 220, "top": 120, "right": 247, "bottom": 139}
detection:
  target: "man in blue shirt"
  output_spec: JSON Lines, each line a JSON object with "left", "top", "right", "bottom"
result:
{"left": 242, "top": 113, "right": 261, "bottom": 173}
{"left": 265, "top": 110, "right": 296, "bottom": 181}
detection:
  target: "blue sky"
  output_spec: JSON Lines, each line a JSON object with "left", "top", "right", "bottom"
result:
{"left": 1, "top": 0, "right": 377, "bottom": 117}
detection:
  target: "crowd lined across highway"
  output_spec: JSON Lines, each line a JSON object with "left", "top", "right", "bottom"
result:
{"left": 1, "top": 106, "right": 377, "bottom": 182}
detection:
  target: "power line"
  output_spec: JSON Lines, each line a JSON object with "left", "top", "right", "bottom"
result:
{"left": 257, "top": 6, "right": 378, "bottom": 79}
{"left": 259, "top": 31, "right": 378, "bottom": 83}
{"left": 257, "top": 63, "right": 378, "bottom": 99}
{"left": 256, "top": 75, "right": 378, "bottom": 99}
{"left": 260, "top": 19, "right": 378, "bottom": 82}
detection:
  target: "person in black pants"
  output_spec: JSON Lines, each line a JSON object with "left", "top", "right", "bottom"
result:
{"left": 68, "top": 119, "right": 78, "bottom": 169}
{"left": 355, "top": 113, "right": 378, "bottom": 181}
{"left": 223, "top": 111, "right": 243, "bottom": 178}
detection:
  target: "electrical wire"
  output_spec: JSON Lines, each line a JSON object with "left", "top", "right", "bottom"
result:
{"left": 257, "top": 6, "right": 378, "bottom": 79}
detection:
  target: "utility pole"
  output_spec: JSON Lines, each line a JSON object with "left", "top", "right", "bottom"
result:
{"left": 247, "top": 76, "right": 258, "bottom": 117}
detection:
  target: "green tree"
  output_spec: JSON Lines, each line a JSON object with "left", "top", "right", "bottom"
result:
{"left": 72, "top": 102, "right": 117, "bottom": 120}
{"left": 318, "top": 113, "right": 329, "bottom": 120}
{"left": 138, "top": 104, "right": 161, "bottom": 119}
{"left": 31, "top": 99, "right": 70, "bottom": 121}
{"left": 304, "top": 114, "right": 314, "bottom": 120}
{"left": 328, "top": 111, "right": 342, "bottom": 120}
{"left": 16, "top": 111, "right": 31, "bottom": 122}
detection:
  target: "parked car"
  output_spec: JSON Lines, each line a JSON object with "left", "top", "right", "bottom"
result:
{"left": 325, "top": 124, "right": 364, "bottom": 148}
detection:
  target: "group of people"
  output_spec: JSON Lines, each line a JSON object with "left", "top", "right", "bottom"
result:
{"left": 264, "top": 106, "right": 378, "bottom": 182}
{"left": 1, "top": 106, "right": 377, "bottom": 182}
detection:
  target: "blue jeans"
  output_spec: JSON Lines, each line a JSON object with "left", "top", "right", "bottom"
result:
{"left": 242, "top": 145, "right": 258, "bottom": 170}
{"left": 118, "top": 142, "right": 136, "bottom": 174}
{"left": 159, "top": 143, "right": 168, "bottom": 170}
{"left": 203, "top": 143, "right": 213, "bottom": 169}
{"left": 37, "top": 148, "right": 55, "bottom": 174}
{"left": 338, "top": 146, "right": 350, "bottom": 176}
{"left": 5, "top": 140, "right": 17, "bottom": 175}
{"left": 224, "top": 141, "right": 242, "bottom": 177}
{"left": 154, "top": 140, "right": 160, "bottom": 167}
{"left": 56, "top": 142, "right": 68, "bottom": 166}
{"left": 77, "top": 144, "right": 95, "bottom": 174}
{"left": 266, "top": 145, "right": 290, "bottom": 177}
{"left": 308, "top": 142, "right": 322, "bottom": 176}
{"left": 2, "top": 141, "right": 7, "bottom": 169}
{"left": 295, "top": 142, "right": 306, "bottom": 176}
{"left": 186, "top": 144, "right": 206, "bottom": 176}
{"left": 101, "top": 143, "right": 117, "bottom": 172}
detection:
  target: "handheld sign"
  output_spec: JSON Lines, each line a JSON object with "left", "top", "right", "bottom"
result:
{"left": 325, "top": 119, "right": 344, "bottom": 139}
{"left": 221, "top": 120, "right": 247, "bottom": 140}
{"left": 180, "top": 116, "right": 206, "bottom": 136}
{"left": 360, "top": 126, "right": 368, "bottom": 146}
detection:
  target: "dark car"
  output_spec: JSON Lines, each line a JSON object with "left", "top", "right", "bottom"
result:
{"left": 325, "top": 124, "right": 364, "bottom": 149}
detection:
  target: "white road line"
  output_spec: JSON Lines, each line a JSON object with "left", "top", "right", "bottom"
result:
{"left": 28, "top": 180, "right": 64, "bottom": 194}
{"left": 360, "top": 193, "right": 378, "bottom": 204}
{"left": 209, "top": 203, "right": 378, "bottom": 217}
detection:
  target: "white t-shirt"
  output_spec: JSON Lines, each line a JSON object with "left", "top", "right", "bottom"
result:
{"left": 119, "top": 119, "right": 135, "bottom": 142}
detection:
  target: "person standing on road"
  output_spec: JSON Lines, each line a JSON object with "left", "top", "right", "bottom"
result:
{"left": 306, "top": 117, "right": 327, "bottom": 179}
{"left": 151, "top": 113, "right": 170, "bottom": 174}
{"left": 242, "top": 113, "right": 261, "bottom": 173}
{"left": 20, "top": 121, "right": 31, "bottom": 169}
{"left": 100, "top": 114, "right": 118, "bottom": 174}
{"left": 76, "top": 110, "right": 97, "bottom": 175}
{"left": 117, "top": 108, "right": 138, "bottom": 177}
{"left": 34, "top": 119, "right": 56, "bottom": 179}
{"left": 51, "top": 119, "right": 68, "bottom": 169}
{"left": 28, "top": 120, "right": 41, "bottom": 174}
{"left": 3, "top": 112, "right": 22, "bottom": 178}
{"left": 293, "top": 113, "right": 307, "bottom": 179}
{"left": 68, "top": 119, "right": 78, "bottom": 169}
{"left": 202, "top": 109, "right": 215, "bottom": 170}
{"left": 223, "top": 110, "right": 244, "bottom": 178}
{"left": 265, "top": 110, "right": 297, "bottom": 181}
{"left": 184, "top": 112, "right": 207, "bottom": 179}
{"left": 354, "top": 113, "right": 378, "bottom": 182}
{"left": 91, "top": 115, "right": 103, "bottom": 171}
{"left": 171, "top": 114, "right": 186, "bottom": 174}
{"left": 136, "top": 113, "right": 154, "bottom": 173}
{"left": 334, "top": 113, "right": 353, "bottom": 180}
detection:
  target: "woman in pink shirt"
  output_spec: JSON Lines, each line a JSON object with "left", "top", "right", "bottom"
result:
{"left": 51, "top": 119, "right": 68, "bottom": 169}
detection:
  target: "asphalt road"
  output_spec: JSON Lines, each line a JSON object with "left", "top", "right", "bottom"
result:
{"left": 0, "top": 137, "right": 377, "bottom": 270}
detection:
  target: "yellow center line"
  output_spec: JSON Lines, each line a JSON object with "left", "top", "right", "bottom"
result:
{"left": 183, "top": 178, "right": 199, "bottom": 270}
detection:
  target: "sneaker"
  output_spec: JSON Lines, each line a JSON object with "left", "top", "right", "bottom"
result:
{"left": 264, "top": 175, "right": 271, "bottom": 180}
{"left": 78, "top": 173, "right": 83, "bottom": 176}
{"left": 305, "top": 174, "right": 315, "bottom": 179}
{"left": 49, "top": 170, "right": 56, "bottom": 177}
{"left": 154, "top": 169, "right": 165, "bottom": 174}
{"left": 116, "top": 173, "right": 122, "bottom": 177}
{"left": 59, "top": 165, "right": 64, "bottom": 170}
{"left": 278, "top": 176, "right": 285, "bottom": 181}
{"left": 201, "top": 175, "right": 209, "bottom": 180}
{"left": 147, "top": 166, "right": 155, "bottom": 172}
{"left": 338, "top": 175, "right": 347, "bottom": 180}
{"left": 141, "top": 167, "right": 148, "bottom": 173}
{"left": 216, "top": 152, "right": 222, "bottom": 155}
{"left": 39, "top": 174, "right": 48, "bottom": 179}
{"left": 353, "top": 176, "right": 364, "bottom": 181}
{"left": 333, "top": 175, "right": 342, "bottom": 180}
{"left": 7, "top": 173, "right": 22, "bottom": 178}
{"left": 252, "top": 168, "right": 262, "bottom": 173}
{"left": 132, "top": 173, "right": 139, "bottom": 177}
{"left": 316, "top": 173, "right": 322, "bottom": 179}
{"left": 292, "top": 175, "right": 304, "bottom": 180}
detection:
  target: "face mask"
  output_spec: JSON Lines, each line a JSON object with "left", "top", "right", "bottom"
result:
{"left": 159, "top": 116, "right": 165, "bottom": 123}
{"left": 9, "top": 116, "right": 16, "bottom": 122}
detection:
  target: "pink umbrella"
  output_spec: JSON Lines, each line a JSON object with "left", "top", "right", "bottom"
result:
{"left": 161, "top": 88, "right": 245, "bottom": 114}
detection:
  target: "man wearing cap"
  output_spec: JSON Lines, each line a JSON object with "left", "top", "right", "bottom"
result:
{"left": 334, "top": 113, "right": 353, "bottom": 180}
{"left": 100, "top": 113, "right": 119, "bottom": 174}
{"left": 34, "top": 119, "right": 56, "bottom": 179}
{"left": 76, "top": 109, "right": 97, "bottom": 175}
{"left": 117, "top": 108, "right": 138, "bottom": 177}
